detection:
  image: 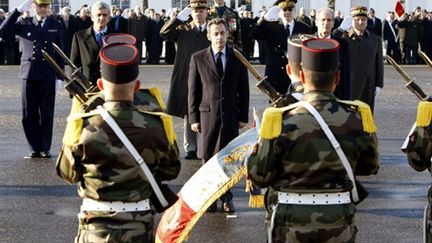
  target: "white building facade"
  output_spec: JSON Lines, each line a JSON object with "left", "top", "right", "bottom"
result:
{"left": 4, "top": 0, "right": 432, "bottom": 19}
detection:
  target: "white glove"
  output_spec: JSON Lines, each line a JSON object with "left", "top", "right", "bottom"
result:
{"left": 375, "top": 87, "right": 382, "bottom": 97}
{"left": 17, "top": 0, "right": 33, "bottom": 13}
{"left": 176, "top": 7, "right": 192, "bottom": 22}
{"left": 339, "top": 16, "right": 352, "bottom": 31}
{"left": 55, "top": 79, "right": 63, "bottom": 93}
{"left": 264, "top": 6, "right": 281, "bottom": 21}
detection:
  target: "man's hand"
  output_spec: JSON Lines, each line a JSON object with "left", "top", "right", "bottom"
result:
{"left": 177, "top": 7, "right": 192, "bottom": 22}
{"left": 375, "top": 87, "right": 382, "bottom": 98}
{"left": 17, "top": 0, "right": 33, "bottom": 13}
{"left": 191, "top": 122, "right": 201, "bottom": 133}
{"left": 339, "top": 16, "right": 352, "bottom": 31}
{"left": 55, "top": 79, "right": 63, "bottom": 93}
{"left": 264, "top": 6, "right": 281, "bottom": 21}
{"left": 238, "top": 122, "right": 248, "bottom": 129}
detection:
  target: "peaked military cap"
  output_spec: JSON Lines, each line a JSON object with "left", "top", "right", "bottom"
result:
{"left": 189, "top": 0, "right": 208, "bottom": 9}
{"left": 100, "top": 43, "right": 139, "bottom": 84}
{"left": 351, "top": 6, "right": 368, "bottom": 17}
{"left": 103, "top": 33, "right": 137, "bottom": 47}
{"left": 301, "top": 38, "right": 339, "bottom": 72}
{"left": 34, "top": 0, "right": 51, "bottom": 5}
{"left": 288, "top": 34, "right": 314, "bottom": 63}
{"left": 274, "top": 0, "right": 297, "bottom": 9}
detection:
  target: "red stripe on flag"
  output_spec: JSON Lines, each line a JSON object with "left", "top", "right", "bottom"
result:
{"left": 395, "top": 1, "right": 405, "bottom": 17}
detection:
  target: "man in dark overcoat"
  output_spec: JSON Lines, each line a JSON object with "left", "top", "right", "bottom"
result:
{"left": 160, "top": 0, "right": 210, "bottom": 160}
{"left": 70, "top": 1, "right": 114, "bottom": 85}
{"left": 0, "top": 0, "right": 64, "bottom": 158}
{"left": 188, "top": 18, "right": 249, "bottom": 213}
{"left": 57, "top": 6, "right": 78, "bottom": 57}
{"left": 128, "top": 6, "right": 148, "bottom": 63}
{"left": 333, "top": 6, "right": 383, "bottom": 112}
{"left": 250, "top": 0, "right": 310, "bottom": 95}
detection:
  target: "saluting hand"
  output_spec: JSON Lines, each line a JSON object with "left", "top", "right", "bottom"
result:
{"left": 17, "top": 0, "right": 33, "bottom": 13}
{"left": 177, "top": 7, "right": 192, "bottom": 22}
{"left": 264, "top": 6, "right": 281, "bottom": 22}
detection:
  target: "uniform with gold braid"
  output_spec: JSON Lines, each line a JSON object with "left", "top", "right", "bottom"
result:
{"left": 56, "top": 40, "right": 181, "bottom": 242}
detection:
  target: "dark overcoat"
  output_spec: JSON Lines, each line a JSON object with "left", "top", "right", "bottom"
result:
{"left": 333, "top": 28, "right": 383, "bottom": 111}
{"left": 70, "top": 26, "right": 115, "bottom": 85}
{"left": 188, "top": 47, "right": 249, "bottom": 160}
{"left": 160, "top": 18, "right": 210, "bottom": 117}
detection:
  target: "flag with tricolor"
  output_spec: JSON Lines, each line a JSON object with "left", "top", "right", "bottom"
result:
{"left": 395, "top": 0, "right": 405, "bottom": 17}
{"left": 155, "top": 109, "right": 262, "bottom": 243}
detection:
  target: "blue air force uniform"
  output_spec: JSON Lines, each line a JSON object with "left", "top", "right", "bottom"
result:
{"left": 0, "top": 9, "right": 64, "bottom": 156}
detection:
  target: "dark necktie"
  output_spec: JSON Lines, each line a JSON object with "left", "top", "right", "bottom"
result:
{"left": 96, "top": 32, "right": 105, "bottom": 47}
{"left": 285, "top": 24, "right": 290, "bottom": 37}
{"left": 38, "top": 20, "right": 43, "bottom": 28}
{"left": 199, "top": 26, "right": 202, "bottom": 33}
{"left": 216, "top": 52, "right": 224, "bottom": 77}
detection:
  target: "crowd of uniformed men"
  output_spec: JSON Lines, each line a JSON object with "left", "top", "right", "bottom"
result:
{"left": 1, "top": 0, "right": 432, "bottom": 242}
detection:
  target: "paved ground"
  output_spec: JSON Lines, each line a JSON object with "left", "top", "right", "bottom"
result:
{"left": 0, "top": 64, "right": 431, "bottom": 243}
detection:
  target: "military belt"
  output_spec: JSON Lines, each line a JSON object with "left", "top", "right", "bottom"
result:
{"left": 81, "top": 198, "right": 151, "bottom": 212}
{"left": 278, "top": 192, "right": 351, "bottom": 205}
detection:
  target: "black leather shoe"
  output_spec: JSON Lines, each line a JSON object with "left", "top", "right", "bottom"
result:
{"left": 24, "top": 151, "right": 41, "bottom": 159}
{"left": 207, "top": 202, "right": 218, "bottom": 212}
{"left": 185, "top": 151, "right": 197, "bottom": 160}
{"left": 222, "top": 200, "right": 235, "bottom": 213}
{"left": 40, "top": 151, "right": 52, "bottom": 158}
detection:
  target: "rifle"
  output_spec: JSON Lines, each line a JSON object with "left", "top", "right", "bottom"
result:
{"left": 385, "top": 54, "right": 430, "bottom": 100}
{"left": 233, "top": 49, "right": 298, "bottom": 107}
{"left": 41, "top": 50, "right": 104, "bottom": 112}
{"left": 418, "top": 48, "right": 432, "bottom": 70}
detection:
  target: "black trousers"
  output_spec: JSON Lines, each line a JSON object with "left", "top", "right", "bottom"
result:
{"left": 22, "top": 79, "right": 55, "bottom": 152}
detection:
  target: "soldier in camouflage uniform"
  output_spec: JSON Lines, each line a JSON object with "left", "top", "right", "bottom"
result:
{"left": 405, "top": 100, "right": 432, "bottom": 243}
{"left": 247, "top": 38, "right": 379, "bottom": 242}
{"left": 56, "top": 42, "right": 181, "bottom": 243}
{"left": 208, "top": 0, "right": 242, "bottom": 50}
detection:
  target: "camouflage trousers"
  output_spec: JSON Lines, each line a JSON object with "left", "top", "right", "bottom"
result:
{"left": 268, "top": 203, "right": 357, "bottom": 243}
{"left": 75, "top": 210, "right": 155, "bottom": 243}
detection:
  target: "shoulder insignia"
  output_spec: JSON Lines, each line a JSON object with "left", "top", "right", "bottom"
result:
{"left": 141, "top": 111, "right": 176, "bottom": 144}
{"left": 416, "top": 101, "right": 432, "bottom": 127}
{"left": 337, "top": 99, "right": 377, "bottom": 133}
{"left": 148, "top": 87, "right": 167, "bottom": 110}
{"left": 259, "top": 103, "right": 299, "bottom": 139}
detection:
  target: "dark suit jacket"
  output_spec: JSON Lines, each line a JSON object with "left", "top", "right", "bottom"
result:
{"left": 188, "top": 46, "right": 249, "bottom": 160}
{"left": 57, "top": 14, "right": 78, "bottom": 56}
{"left": 70, "top": 26, "right": 115, "bottom": 85}
{"left": 367, "top": 17, "right": 382, "bottom": 37}
{"left": 109, "top": 16, "right": 128, "bottom": 33}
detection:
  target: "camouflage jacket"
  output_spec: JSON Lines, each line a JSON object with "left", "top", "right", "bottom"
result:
{"left": 208, "top": 5, "right": 242, "bottom": 50}
{"left": 406, "top": 101, "right": 432, "bottom": 172}
{"left": 247, "top": 92, "right": 379, "bottom": 193}
{"left": 56, "top": 101, "right": 181, "bottom": 202}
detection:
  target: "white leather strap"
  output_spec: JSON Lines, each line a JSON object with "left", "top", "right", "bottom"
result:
{"left": 81, "top": 198, "right": 151, "bottom": 212}
{"left": 96, "top": 106, "right": 169, "bottom": 208}
{"left": 278, "top": 191, "right": 351, "bottom": 205}
{"left": 298, "top": 101, "right": 359, "bottom": 202}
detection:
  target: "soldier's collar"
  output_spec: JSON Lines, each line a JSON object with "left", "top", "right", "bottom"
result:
{"left": 103, "top": 100, "right": 135, "bottom": 110}
{"left": 302, "top": 91, "right": 336, "bottom": 102}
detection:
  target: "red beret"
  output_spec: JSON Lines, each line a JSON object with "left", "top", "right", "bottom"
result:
{"left": 100, "top": 43, "right": 139, "bottom": 84}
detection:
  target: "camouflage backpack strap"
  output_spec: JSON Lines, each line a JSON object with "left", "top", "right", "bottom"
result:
{"left": 259, "top": 102, "right": 303, "bottom": 139}
{"left": 416, "top": 101, "right": 432, "bottom": 127}
{"left": 148, "top": 87, "right": 167, "bottom": 110}
{"left": 337, "top": 99, "right": 377, "bottom": 133}
{"left": 140, "top": 110, "right": 177, "bottom": 145}
{"left": 62, "top": 109, "right": 100, "bottom": 146}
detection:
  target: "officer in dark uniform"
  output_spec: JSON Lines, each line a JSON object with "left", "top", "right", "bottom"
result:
{"left": 251, "top": 0, "right": 310, "bottom": 95}
{"left": 0, "top": 0, "right": 64, "bottom": 158}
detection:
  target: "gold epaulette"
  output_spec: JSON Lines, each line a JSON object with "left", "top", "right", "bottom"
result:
{"left": 259, "top": 104, "right": 298, "bottom": 139}
{"left": 62, "top": 108, "right": 99, "bottom": 146}
{"left": 337, "top": 100, "right": 377, "bottom": 133}
{"left": 142, "top": 111, "right": 177, "bottom": 144}
{"left": 148, "top": 87, "right": 167, "bottom": 110}
{"left": 416, "top": 101, "right": 432, "bottom": 127}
